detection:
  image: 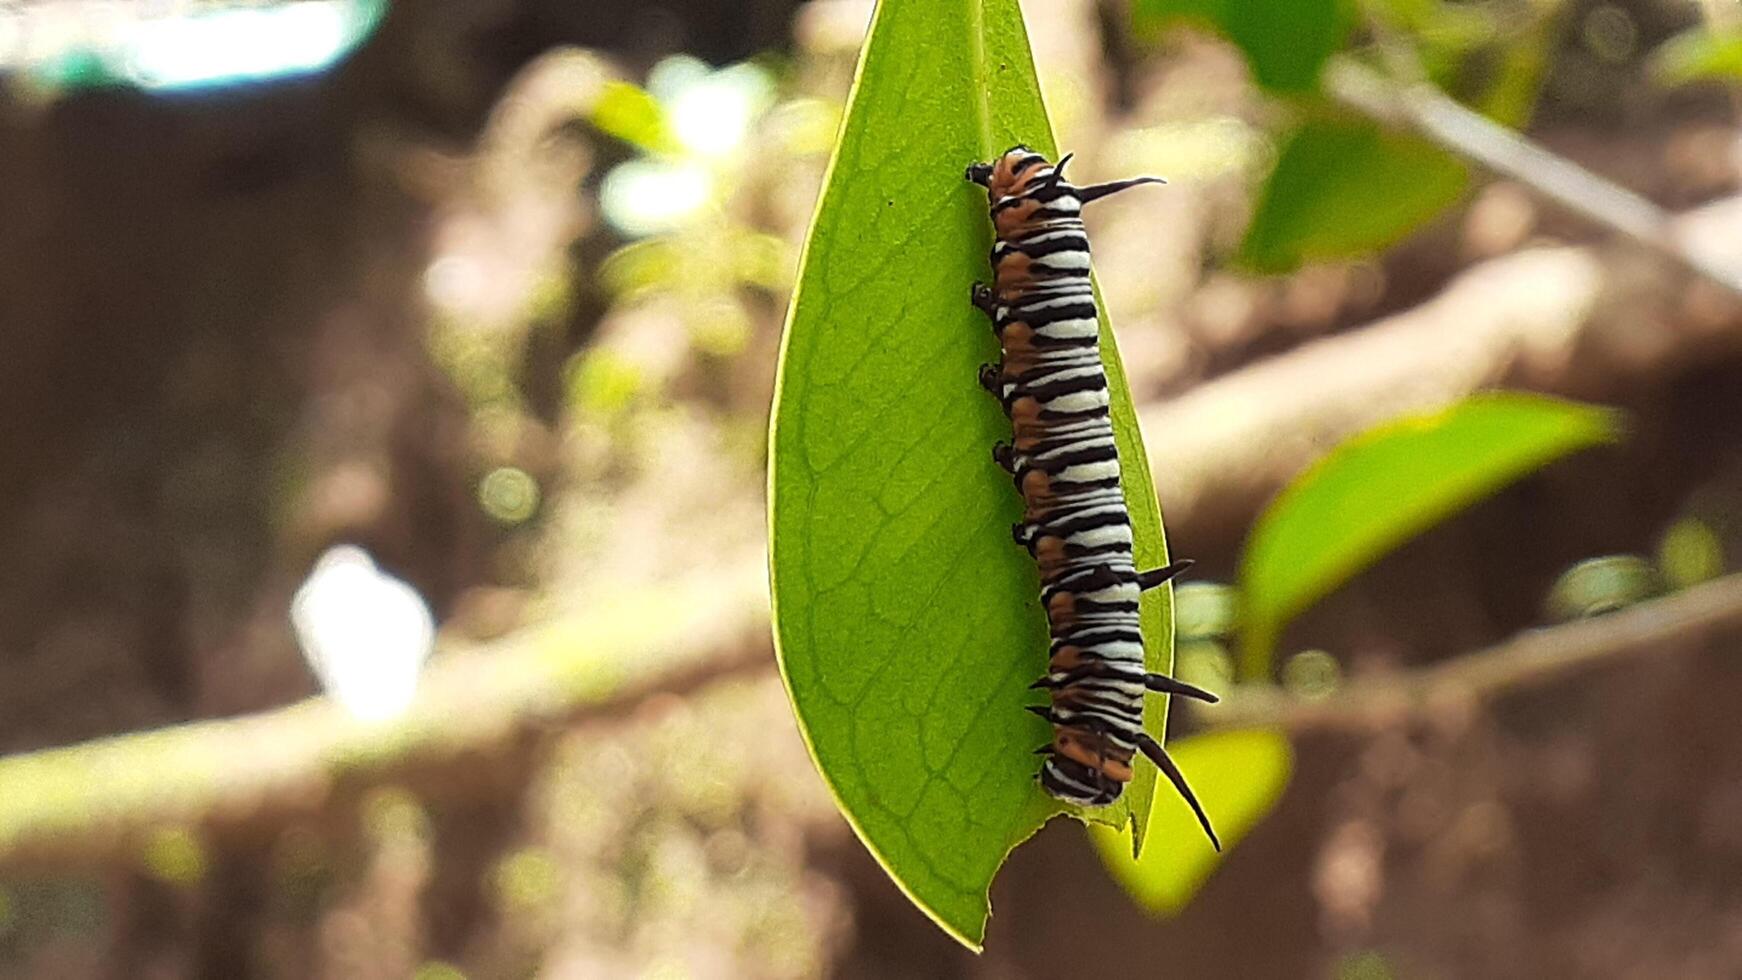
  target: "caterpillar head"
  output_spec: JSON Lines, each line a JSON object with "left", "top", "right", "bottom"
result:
{"left": 965, "top": 145, "right": 1054, "bottom": 196}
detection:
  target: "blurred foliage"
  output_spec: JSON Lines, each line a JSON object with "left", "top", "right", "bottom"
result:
{"left": 1237, "top": 116, "right": 1468, "bottom": 272}
{"left": 422, "top": 42, "right": 811, "bottom": 590}
{"left": 768, "top": 0, "right": 1181, "bottom": 948}
{"left": 1338, "top": 949, "right": 1400, "bottom": 979}
{"left": 1239, "top": 394, "right": 1620, "bottom": 678}
{"left": 1075, "top": 0, "right": 1719, "bottom": 915}
{"left": 1369, "top": 0, "right": 1564, "bottom": 124}
{"left": 1658, "top": 517, "right": 1726, "bottom": 589}
{"left": 1096, "top": 390, "right": 1619, "bottom": 913}
{"left": 1135, "top": 0, "right": 1355, "bottom": 93}
{"left": 139, "top": 826, "right": 208, "bottom": 887}
{"left": 1650, "top": 28, "right": 1742, "bottom": 86}
{"left": 532, "top": 679, "right": 845, "bottom": 978}
{"left": 1171, "top": 582, "right": 1239, "bottom": 705}
{"left": 560, "top": 53, "right": 799, "bottom": 379}
{"left": 1130, "top": 0, "right": 1580, "bottom": 271}
{"left": 1089, "top": 729, "right": 1293, "bottom": 915}
{"left": 591, "top": 81, "right": 683, "bottom": 155}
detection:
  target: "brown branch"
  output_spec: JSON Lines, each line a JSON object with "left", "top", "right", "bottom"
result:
{"left": 13, "top": 562, "right": 1739, "bottom": 868}
{"left": 1324, "top": 57, "right": 1742, "bottom": 298}
{"left": 1202, "top": 573, "right": 1742, "bottom": 733}
{"left": 0, "top": 562, "right": 772, "bottom": 869}
{"left": 6, "top": 488, "right": 1739, "bottom": 869}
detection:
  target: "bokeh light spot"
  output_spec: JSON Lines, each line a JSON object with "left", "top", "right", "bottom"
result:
{"left": 600, "top": 160, "right": 714, "bottom": 237}
{"left": 141, "top": 826, "right": 208, "bottom": 886}
{"left": 123, "top": 1, "right": 381, "bottom": 91}
{"left": 1282, "top": 649, "right": 1342, "bottom": 700}
{"left": 1658, "top": 517, "right": 1724, "bottom": 589}
{"left": 494, "top": 847, "right": 563, "bottom": 911}
{"left": 1582, "top": 4, "right": 1637, "bottom": 64}
{"left": 479, "top": 466, "right": 541, "bottom": 525}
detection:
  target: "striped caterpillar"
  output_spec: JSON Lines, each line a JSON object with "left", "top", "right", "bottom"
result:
{"left": 966, "top": 146, "right": 1219, "bottom": 848}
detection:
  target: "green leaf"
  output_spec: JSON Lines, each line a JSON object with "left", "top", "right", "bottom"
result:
{"left": 768, "top": 0, "right": 1180, "bottom": 949}
{"left": 1089, "top": 728, "right": 1293, "bottom": 915}
{"left": 590, "top": 81, "right": 681, "bottom": 155}
{"left": 1650, "top": 29, "right": 1742, "bottom": 87}
{"left": 1657, "top": 518, "right": 1725, "bottom": 590}
{"left": 1239, "top": 394, "right": 1621, "bottom": 677}
{"left": 1474, "top": 35, "right": 1552, "bottom": 129}
{"left": 1237, "top": 117, "right": 1469, "bottom": 273}
{"left": 1134, "top": 0, "right": 1354, "bottom": 93}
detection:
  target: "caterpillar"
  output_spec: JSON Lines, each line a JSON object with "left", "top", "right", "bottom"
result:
{"left": 966, "top": 146, "right": 1219, "bottom": 849}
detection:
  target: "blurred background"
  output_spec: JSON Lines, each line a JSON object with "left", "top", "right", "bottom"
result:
{"left": 2, "top": 0, "right": 1741, "bottom": 976}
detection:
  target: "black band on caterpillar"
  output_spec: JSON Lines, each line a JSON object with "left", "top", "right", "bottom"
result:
{"left": 967, "top": 146, "right": 1218, "bottom": 845}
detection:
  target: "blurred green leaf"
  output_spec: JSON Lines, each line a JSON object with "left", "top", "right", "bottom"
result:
{"left": 566, "top": 349, "right": 644, "bottom": 416}
{"left": 1366, "top": 0, "right": 1556, "bottom": 125}
{"left": 140, "top": 826, "right": 208, "bottom": 886}
{"left": 1650, "top": 29, "right": 1742, "bottom": 87}
{"left": 1368, "top": 0, "right": 1456, "bottom": 33}
{"left": 1476, "top": 14, "right": 1559, "bottom": 128}
{"left": 1238, "top": 117, "right": 1469, "bottom": 273}
{"left": 1658, "top": 518, "right": 1725, "bottom": 589}
{"left": 1239, "top": 394, "right": 1620, "bottom": 677}
{"left": 592, "top": 81, "right": 682, "bottom": 154}
{"left": 1089, "top": 729, "right": 1292, "bottom": 915}
{"left": 768, "top": 0, "right": 1181, "bottom": 949}
{"left": 1135, "top": 0, "right": 1354, "bottom": 92}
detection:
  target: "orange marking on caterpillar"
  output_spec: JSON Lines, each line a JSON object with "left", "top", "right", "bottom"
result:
{"left": 1019, "top": 468, "right": 1053, "bottom": 510}
{"left": 1033, "top": 535, "right": 1068, "bottom": 578}
{"left": 1052, "top": 729, "right": 1134, "bottom": 782}
{"left": 995, "top": 252, "right": 1036, "bottom": 300}
{"left": 1046, "top": 590, "right": 1077, "bottom": 627}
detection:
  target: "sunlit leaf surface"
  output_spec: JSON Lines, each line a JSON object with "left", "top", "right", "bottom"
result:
{"left": 1239, "top": 394, "right": 1620, "bottom": 676}
{"left": 768, "top": 0, "right": 1179, "bottom": 948}
{"left": 1090, "top": 728, "right": 1293, "bottom": 915}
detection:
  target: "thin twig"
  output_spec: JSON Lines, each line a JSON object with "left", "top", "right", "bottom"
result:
{"left": 1323, "top": 56, "right": 1742, "bottom": 298}
{"left": 1203, "top": 573, "right": 1742, "bottom": 733}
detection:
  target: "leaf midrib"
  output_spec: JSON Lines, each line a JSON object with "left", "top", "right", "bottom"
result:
{"left": 967, "top": 0, "right": 994, "bottom": 157}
